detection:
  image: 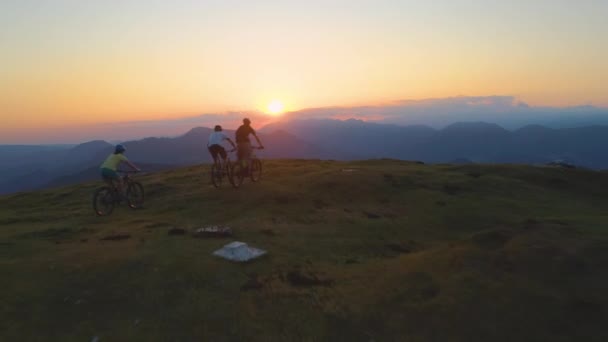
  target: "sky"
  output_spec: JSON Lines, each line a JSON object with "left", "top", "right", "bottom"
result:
{"left": 1, "top": 0, "right": 607, "bottom": 143}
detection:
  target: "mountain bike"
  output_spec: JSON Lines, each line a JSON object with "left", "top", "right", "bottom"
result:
{"left": 230, "top": 146, "right": 263, "bottom": 188}
{"left": 93, "top": 170, "right": 144, "bottom": 216}
{"left": 210, "top": 149, "right": 236, "bottom": 188}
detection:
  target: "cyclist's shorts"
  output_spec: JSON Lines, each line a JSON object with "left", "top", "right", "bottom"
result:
{"left": 101, "top": 168, "right": 119, "bottom": 181}
{"left": 237, "top": 142, "right": 252, "bottom": 161}
{"left": 208, "top": 144, "right": 227, "bottom": 161}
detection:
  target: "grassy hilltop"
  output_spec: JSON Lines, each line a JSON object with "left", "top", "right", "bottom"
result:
{"left": 1, "top": 159, "right": 608, "bottom": 341}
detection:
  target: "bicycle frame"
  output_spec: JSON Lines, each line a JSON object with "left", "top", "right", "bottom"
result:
{"left": 238, "top": 146, "right": 262, "bottom": 168}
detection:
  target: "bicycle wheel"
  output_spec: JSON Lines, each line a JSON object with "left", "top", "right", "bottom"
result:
{"left": 126, "top": 182, "right": 145, "bottom": 209}
{"left": 224, "top": 160, "right": 233, "bottom": 179}
{"left": 93, "top": 186, "right": 115, "bottom": 216}
{"left": 250, "top": 158, "right": 262, "bottom": 182}
{"left": 230, "top": 163, "right": 244, "bottom": 188}
{"left": 211, "top": 163, "right": 222, "bottom": 188}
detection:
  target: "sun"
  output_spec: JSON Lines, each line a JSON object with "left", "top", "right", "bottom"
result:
{"left": 267, "top": 100, "right": 284, "bottom": 115}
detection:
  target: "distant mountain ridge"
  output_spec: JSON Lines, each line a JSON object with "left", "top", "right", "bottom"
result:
{"left": 261, "top": 119, "right": 608, "bottom": 167}
{"left": 3, "top": 119, "right": 608, "bottom": 194}
{"left": 0, "top": 128, "right": 321, "bottom": 194}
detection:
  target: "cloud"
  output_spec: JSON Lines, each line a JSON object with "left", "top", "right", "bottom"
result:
{"left": 280, "top": 96, "right": 608, "bottom": 129}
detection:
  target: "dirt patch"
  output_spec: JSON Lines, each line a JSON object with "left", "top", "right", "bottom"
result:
{"left": 100, "top": 234, "right": 131, "bottom": 241}
{"left": 435, "top": 201, "right": 447, "bottom": 207}
{"left": 144, "top": 222, "right": 169, "bottom": 229}
{"left": 363, "top": 211, "right": 381, "bottom": 219}
{"left": 285, "top": 269, "right": 333, "bottom": 287}
{"left": 386, "top": 241, "right": 418, "bottom": 254}
{"left": 168, "top": 228, "right": 186, "bottom": 235}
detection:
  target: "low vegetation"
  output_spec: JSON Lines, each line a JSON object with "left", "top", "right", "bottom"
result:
{"left": 1, "top": 159, "right": 607, "bottom": 341}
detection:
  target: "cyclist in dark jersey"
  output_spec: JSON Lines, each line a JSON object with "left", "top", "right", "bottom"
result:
{"left": 235, "top": 118, "right": 264, "bottom": 172}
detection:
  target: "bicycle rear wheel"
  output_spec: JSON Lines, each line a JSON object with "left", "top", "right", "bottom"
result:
{"left": 230, "top": 163, "right": 244, "bottom": 188}
{"left": 250, "top": 159, "right": 262, "bottom": 182}
{"left": 127, "top": 182, "right": 145, "bottom": 209}
{"left": 93, "top": 186, "right": 115, "bottom": 216}
{"left": 211, "top": 163, "right": 222, "bottom": 188}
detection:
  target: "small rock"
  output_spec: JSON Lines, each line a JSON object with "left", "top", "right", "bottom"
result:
{"left": 363, "top": 211, "right": 381, "bottom": 219}
{"left": 193, "top": 226, "right": 233, "bottom": 238}
{"left": 100, "top": 234, "right": 131, "bottom": 241}
{"left": 168, "top": 228, "right": 186, "bottom": 235}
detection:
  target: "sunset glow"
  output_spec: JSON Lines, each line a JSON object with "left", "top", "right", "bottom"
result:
{"left": 267, "top": 100, "right": 285, "bottom": 116}
{"left": 0, "top": 1, "right": 607, "bottom": 143}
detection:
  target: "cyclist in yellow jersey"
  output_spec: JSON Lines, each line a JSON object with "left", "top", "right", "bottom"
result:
{"left": 100, "top": 144, "right": 140, "bottom": 198}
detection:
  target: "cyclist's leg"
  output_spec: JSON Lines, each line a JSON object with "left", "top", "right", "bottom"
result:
{"left": 237, "top": 142, "right": 251, "bottom": 174}
{"left": 101, "top": 168, "right": 122, "bottom": 198}
{"left": 209, "top": 145, "right": 221, "bottom": 174}
{"left": 218, "top": 147, "right": 228, "bottom": 174}
{"left": 244, "top": 143, "right": 252, "bottom": 172}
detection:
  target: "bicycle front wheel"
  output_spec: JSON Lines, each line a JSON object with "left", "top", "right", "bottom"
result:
{"left": 93, "top": 186, "right": 115, "bottom": 216}
{"left": 250, "top": 159, "right": 262, "bottom": 182}
{"left": 127, "top": 182, "right": 145, "bottom": 209}
{"left": 211, "top": 163, "right": 222, "bottom": 188}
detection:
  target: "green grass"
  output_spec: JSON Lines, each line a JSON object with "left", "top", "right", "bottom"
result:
{"left": 1, "top": 159, "right": 608, "bottom": 341}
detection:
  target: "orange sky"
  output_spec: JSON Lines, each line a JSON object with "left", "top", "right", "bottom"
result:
{"left": 1, "top": 1, "right": 607, "bottom": 139}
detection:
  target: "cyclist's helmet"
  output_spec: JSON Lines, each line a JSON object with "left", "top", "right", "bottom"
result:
{"left": 115, "top": 144, "right": 126, "bottom": 154}
{"left": 214, "top": 125, "right": 222, "bottom": 132}
{"left": 243, "top": 118, "right": 251, "bottom": 125}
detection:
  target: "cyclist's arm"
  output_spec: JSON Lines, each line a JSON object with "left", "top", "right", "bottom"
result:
{"left": 252, "top": 133, "right": 264, "bottom": 149}
{"left": 126, "top": 160, "right": 140, "bottom": 171}
{"left": 225, "top": 138, "right": 237, "bottom": 150}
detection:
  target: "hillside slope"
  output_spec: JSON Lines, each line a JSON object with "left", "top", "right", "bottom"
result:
{"left": 1, "top": 160, "right": 608, "bottom": 341}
